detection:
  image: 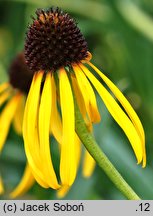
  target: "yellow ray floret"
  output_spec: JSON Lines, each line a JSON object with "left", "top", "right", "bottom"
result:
{"left": 83, "top": 150, "right": 96, "bottom": 178}
{"left": 0, "top": 90, "right": 11, "bottom": 106}
{"left": 0, "top": 82, "right": 9, "bottom": 94}
{"left": 75, "top": 134, "right": 81, "bottom": 169}
{"left": 50, "top": 75, "right": 62, "bottom": 144}
{"left": 56, "top": 134, "right": 81, "bottom": 199}
{"left": 23, "top": 71, "right": 48, "bottom": 188}
{"left": 87, "top": 62, "right": 146, "bottom": 167}
{"left": 57, "top": 185, "right": 70, "bottom": 199}
{"left": 39, "top": 72, "right": 60, "bottom": 189}
{"left": 10, "top": 163, "right": 35, "bottom": 198}
{"left": 71, "top": 74, "right": 92, "bottom": 131}
{"left": 71, "top": 74, "right": 86, "bottom": 118}
{"left": 73, "top": 64, "right": 101, "bottom": 123}
{"left": 59, "top": 68, "right": 77, "bottom": 187}
{"left": 78, "top": 63, "right": 145, "bottom": 166}
{"left": 0, "top": 92, "right": 22, "bottom": 152}
{"left": 0, "top": 176, "right": 4, "bottom": 195}
{"left": 13, "top": 95, "right": 25, "bottom": 135}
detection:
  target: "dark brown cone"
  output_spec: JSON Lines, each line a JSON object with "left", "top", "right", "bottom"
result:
{"left": 9, "top": 52, "right": 33, "bottom": 93}
{"left": 25, "top": 7, "right": 88, "bottom": 72}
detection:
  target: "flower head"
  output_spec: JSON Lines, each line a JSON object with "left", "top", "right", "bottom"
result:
{"left": 25, "top": 7, "right": 88, "bottom": 72}
{"left": 22, "top": 7, "right": 146, "bottom": 197}
{"left": 9, "top": 53, "right": 33, "bottom": 94}
{"left": 0, "top": 52, "right": 33, "bottom": 149}
{"left": 0, "top": 52, "right": 34, "bottom": 197}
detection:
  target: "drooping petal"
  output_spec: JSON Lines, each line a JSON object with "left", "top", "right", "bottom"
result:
{"left": 75, "top": 133, "right": 81, "bottom": 168}
{"left": 59, "top": 68, "right": 77, "bottom": 186}
{"left": 0, "top": 175, "right": 4, "bottom": 195}
{"left": 39, "top": 72, "right": 60, "bottom": 189}
{"left": 13, "top": 95, "right": 25, "bottom": 135}
{"left": 0, "top": 92, "right": 22, "bottom": 152}
{"left": 71, "top": 74, "right": 93, "bottom": 131}
{"left": 80, "top": 64, "right": 144, "bottom": 165}
{"left": 50, "top": 75, "right": 62, "bottom": 145}
{"left": 71, "top": 74, "right": 92, "bottom": 131}
{"left": 0, "top": 82, "right": 9, "bottom": 94}
{"left": 23, "top": 71, "right": 48, "bottom": 188}
{"left": 9, "top": 163, "right": 35, "bottom": 198}
{"left": 73, "top": 64, "right": 101, "bottom": 123}
{"left": 87, "top": 62, "right": 146, "bottom": 167}
{"left": 71, "top": 74, "right": 86, "bottom": 118}
{"left": 57, "top": 133, "right": 81, "bottom": 198}
{"left": 57, "top": 185, "right": 70, "bottom": 198}
{"left": 82, "top": 150, "right": 96, "bottom": 178}
{"left": 0, "top": 90, "right": 11, "bottom": 107}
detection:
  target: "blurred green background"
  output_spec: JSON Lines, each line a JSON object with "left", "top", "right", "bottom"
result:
{"left": 1, "top": 0, "right": 153, "bottom": 200}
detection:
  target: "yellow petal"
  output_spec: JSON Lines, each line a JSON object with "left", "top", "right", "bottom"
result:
{"left": 23, "top": 71, "right": 48, "bottom": 188}
{"left": 50, "top": 75, "right": 62, "bottom": 144}
{"left": 82, "top": 150, "right": 96, "bottom": 178}
{"left": 24, "top": 110, "right": 48, "bottom": 188}
{"left": 56, "top": 185, "right": 70, "bottom": 198}
{"left": 0, "top": 82, "right": 9, "bottom": 94}
{"left": 59, "top": 68, "right": 77, "bottom": 186}
{"left": 0, "top": 175, "right": 4, "bottom": 195}
{"left": 80, "top": 64, "right": 143, "bottom": 165}
{"left": 0, "top": 90, "right": 11, "bottom": 106}
{"left": 0, "top": 92, "right": 22, "bottom": 152}
{"left": 10, "top": 163, "right": 35, "bottom": 198}
{"left": 13, "top": 95, "right": 25, "bottom": 135}
{"left": 73, "top": 64, "right": 101, "bottom": 123}
{"left": 71, "top": 74, "right": 86, "bottom": 118}
{"left": 87, "top": 62, "right": 146, "bottom": 167}
{"left": 57, "top": 134, "right": 81, "bottom": 198}
{"left": 71, "top": 74, "right": 93, "bottom": 132}
{"left": 39, "top": 72, "right": 60, "bottom": 189}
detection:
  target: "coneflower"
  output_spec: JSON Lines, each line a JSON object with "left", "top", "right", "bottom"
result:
{"left": 0, "top": 52, "right": 34, "bottom": 197}
{"left": 22, "top": 7, "right": 146, "bottom": 197}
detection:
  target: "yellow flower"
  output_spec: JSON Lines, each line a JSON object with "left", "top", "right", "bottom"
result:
{"left": 0, "top": 52, "right": 35, "bottom": 197}
{"left": 21, "top": 7, "right": 146, "bottom": 198}
{"left": 0, "top": 175, "right": 4, "bottom": 195}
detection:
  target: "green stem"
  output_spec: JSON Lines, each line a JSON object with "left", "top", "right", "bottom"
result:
{"left": 74, "top": 100, "right": 140, "bottom": 200}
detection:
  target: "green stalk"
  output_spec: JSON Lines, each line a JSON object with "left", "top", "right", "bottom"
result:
{"left": 74, "top": 99, "right": 140, "bottom": 200}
